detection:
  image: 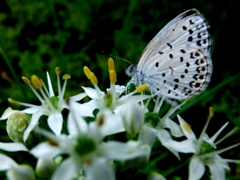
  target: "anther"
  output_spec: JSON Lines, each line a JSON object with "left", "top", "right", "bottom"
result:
{"left": 31, "top": 75, "right": 42, "bottom": 89}
{"left": 108, "top": 58, "right": 115, "bottom": 72}
{"left": 136, "top": 84, "right": 149, "bottom": 92}
{"left": 55, "top": 67, "right": 61, "bottom": 75}
{"left": 21, "top": 76, "right": 31, "bottom": 84}
{"left": 62, "top": 74, "right": 71, "bottom": 80}
{"left": 8, "top": 98, "right": 20, "bottom": 106}
{"left": 109, "top": 69, "right": 117, "bottom": 84}
{"left": 83, "top": 66, "right": 92, "bottom": 80}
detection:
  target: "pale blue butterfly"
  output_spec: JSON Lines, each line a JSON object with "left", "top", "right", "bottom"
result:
{"left": 126, "top": 9, "right": 212, "bottom": 104}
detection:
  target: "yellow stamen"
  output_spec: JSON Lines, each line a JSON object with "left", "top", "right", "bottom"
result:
{"left": 209, "top": 107, "right": 214, "bottom": 118}
{"left": 8, "top": 98, "right": 20, "bottom": 106}
{"left": 90, "top": 72, "right": 98, "bottom": 85}
{"left": 136, "top": 84, "right": 149, "bottom": 92}
{"left": 31, "top": 75, "right": 42, "bottom": 89}
{"left": 62, "top": 74, "right": 71, "bottom": 80}
{"left": 183, "top": 122, "right": 192, "bottom": 133}
{"left": 55, "top": 67, "right": 60, "bottom": 75}
{"left": 109, "top": 69, "right": 117, "bottom": 84}
{"left": 83, "top": 66, "right": 92, "bottom": 80}
{"left": 21, "top": 76, "right": 31, "bottom": 84}
{"left": 108, "top": 58, "right": 115, "bottom": 71}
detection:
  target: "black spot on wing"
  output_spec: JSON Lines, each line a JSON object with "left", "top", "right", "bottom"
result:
{"left": 167, "top": 43, "right": 172, "bottom": 49}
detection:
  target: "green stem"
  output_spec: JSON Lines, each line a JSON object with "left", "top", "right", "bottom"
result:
{"left": 163, "top": 157, "right": 191, "bottom": 177}
{"left": 0, "top": 36, "right": 28, "bottom": 100}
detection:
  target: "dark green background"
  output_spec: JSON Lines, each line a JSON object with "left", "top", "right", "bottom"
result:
{"left": 1, "top": 0, "right": 240, "bottom": 179}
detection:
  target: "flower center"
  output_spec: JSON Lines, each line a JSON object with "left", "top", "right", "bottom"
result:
{"left": 144, "top": 112, "right": 159, "bottom": 128}
{"left": 49, "top": 96, "right": 60, "bottom": 109}
{"left": 199, "top": 141, "right": 215, "bottom": 155}
{"left": 74, "top": 136, "right": 96, "bottom": 157}
{"left": 103, "top": 92, "right": 113, "bottom": 108}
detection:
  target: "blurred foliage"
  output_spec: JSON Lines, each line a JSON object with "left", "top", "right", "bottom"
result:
{"left": 1, "top": 0, "right": 240, "bottom": 179}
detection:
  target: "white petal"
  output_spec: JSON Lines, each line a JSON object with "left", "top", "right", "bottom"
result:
{"left": 119, "top": 94, "right": 150, "bottom": 103}
{"left": 0, "top": 142, "right": 28, "bottom": 152}
{"left": 0, "top": 107, "right": 19, "bottom": 120}
{"left": 177, "top": 115, "right": 196, "bottom": 140}
{"left": 83, "top": 100, "right": 98, "bottom": 111}
{"left": 67, "top": 111, "right": 88, "bottom": 135}
{"left": 23, "top": 111, "right": 42, "bottom": 142}
{"left": 52, "top": 158, "right": 78, "bottom": 180}
{"left": 47, "top": 112, "right": 63, "bottom": 135}
{"left": 157, "top": 130, "right": 196, "bottom": 153}
{"left": 115, "top": 85, "right": 126, "bottom": 95}
{"left": 70, "top": 101, "right": 93, "bottom": 117}
{"left": 189, "top": 157, "right": 205, "bottom": 180}
{"left": 84, "top": 158, "right": 115, "bottom": 180}
{"left": 82, "top": 86, "right": 103, "bottom": 99}
{"left": 22, "top": 107, "right": 39, "bottom": 114}
{"left": 138, "top": 125, "right": 157, "bottom": 147}
{"left": 103, "top": 141, "right": 145, "bottom": 160}
{"left": 0, "top": 154, "right": 17, "bottom": 170}
{"left": 47, "top": 72, "right": 55, "bottom": 97}
{"left": 207, "top": 155, "right": 229, "bottom": 180}
{"left": 31, "top": 142, "right": 61, "bottom": 159}
{"left": 98, "top": 114, "right": 125, "bottom": 137}
{"left": 70, "top": 92, "right": 87, "bottom": 101}
{"left": 164, "top": 118, "right": 184, "bottom": 137}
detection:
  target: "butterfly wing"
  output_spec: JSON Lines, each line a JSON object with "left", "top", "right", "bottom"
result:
{"left": 136, "top": 9, "right": 212, "bottom": 100}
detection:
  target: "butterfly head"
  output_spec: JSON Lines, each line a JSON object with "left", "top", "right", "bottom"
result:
{"left": 125, "top": 64, "right": 137, "bottom": 77}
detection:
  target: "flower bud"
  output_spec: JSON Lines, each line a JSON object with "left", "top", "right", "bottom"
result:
{"left": 147, "top": 172, "right": 166, "bottom": 180}
{"left": 7, "top": 164, "right": 35, "bottom": 180}
{"left": 6, "top": 111, "right": 40, "bottom": 149}
{"left": 120, "top": 102, "right": 145, "bottom": 137}
{"left": 36, "top": 158, "right": 57, "bottom": 178}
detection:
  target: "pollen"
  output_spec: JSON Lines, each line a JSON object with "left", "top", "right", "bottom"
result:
{"left": 62, "top": 74, "right": 71, "bottom": 80}
{"left": 183, "top": 122, "right": 192, "bottom": 133}
{"left": 21, "top": 76, "right": 31, "bottom": 84}
{"left": 109, "top": 69, "right": 117, "bottom": 84}
{"left": 108, "top": 58, "right": 115, "bottom": 71}
{"left": 83, "top": 66, "right": 92, "bottom": 80}
{"left": 31, "top": 75, "right": 42, "bottom": 89}
{"left": 8, "top": 98, "right": 20, "bottom": 106}
{"left": 136, "top": 84, "right": 149, "bottom": 92}
{"left": 55, "top": 67, "right": 61, "bottom": 75}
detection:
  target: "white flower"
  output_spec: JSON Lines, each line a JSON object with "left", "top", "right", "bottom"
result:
{"left": 7, "top": 69, "right": 92, "bottom": 142}
{"left": 82, "top": 59, "right": 150, "bottom": 136}
{"left": 31, "top": 108, "right": 147, "bottom": 180}
{"left": 178, "top": 110, "right": 240, "bottom": 180}
{"left": 138, "top": 98, "right": 192, "bottom": 159}
{"left": 0, "top": 154, "right": 35, "bottom": 180}
{"left": 0, "top": 142, "right": 32, "bottom": 180}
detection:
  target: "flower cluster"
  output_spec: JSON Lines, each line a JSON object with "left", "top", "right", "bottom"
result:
{"left": 0, "top": 58, "right": 240, "bottom": 180}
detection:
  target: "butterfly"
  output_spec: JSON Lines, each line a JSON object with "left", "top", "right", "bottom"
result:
{"left": 126, "top": 9, "right": 212, "bottom": 104}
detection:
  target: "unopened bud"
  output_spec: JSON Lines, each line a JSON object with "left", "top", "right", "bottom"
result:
{"left": 36, "top": 158, "right": 57, "bottom": 178}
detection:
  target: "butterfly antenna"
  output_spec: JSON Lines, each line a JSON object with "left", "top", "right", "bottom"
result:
{"left": 101, "top": 51, "right": 132, "bottom": 65}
